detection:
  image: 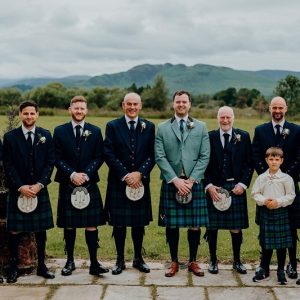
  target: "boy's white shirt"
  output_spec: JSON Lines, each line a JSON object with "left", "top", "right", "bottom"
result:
{"left": 251, "top": 169, "right": 296, "bottom": 208}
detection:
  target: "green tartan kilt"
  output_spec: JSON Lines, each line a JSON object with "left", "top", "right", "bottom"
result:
{"left": 158, "top": 181, "right": 209, "bottom": 228}
{"left": 206, "top": 182, "right": 249, "bottom": 230}
{"left": 258, "top": 206, "right": 292, "bottom": 250}
{"left": 6, "top": 189, "right": 54, "bottom": 232}
{"left": 57, "top": 183, "right": 106, "bottom": 228}
{"left": 105, "top": 181, "right": 152, "bottom": 227}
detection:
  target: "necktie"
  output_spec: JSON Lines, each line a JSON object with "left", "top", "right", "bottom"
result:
{"left": 275, "top": 124, "right": 281, "bottom": 145}
{"left": 179, "top": 119, "right": 184, "bottom": 133}
{"left": 75, "top": 125, "right": 81, "bottom": 146}
{"left": 223, "top": 133, "right": 230, "bottom": 150}
{"left": 27, "top": 131, "right": 33, "bottom": 149}
{"left": 129, "top": 120, "right": 135, "bottom": 135}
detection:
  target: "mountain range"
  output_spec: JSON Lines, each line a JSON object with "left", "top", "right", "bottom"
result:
{"left": 1, "top": 63, "right": 300, "bottom": 95}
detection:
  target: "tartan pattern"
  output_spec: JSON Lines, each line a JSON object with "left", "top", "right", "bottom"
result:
{"left": 57, "top": 183, "right": 106, "bottom": 228}
{"left": 258, "top": 206, "right": 292, "bottom": 249}
{"left": 288, "top": 187, "right": 300, "bottom": 229}
{"left": 206, "top": 182, "right": 249, "bottom": 230}
{"left": 158, "top": 181, "right": 209, "bottom": 228}
{"left": 105, "top": 181, "right": 152, "bottom": 227}
{"left": 6, "top": 189, "right": 54, "bottom": 232}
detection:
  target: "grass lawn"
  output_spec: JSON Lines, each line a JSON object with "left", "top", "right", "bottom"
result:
{"left": 0, "top": 114, "right": 299, "bottom": 263}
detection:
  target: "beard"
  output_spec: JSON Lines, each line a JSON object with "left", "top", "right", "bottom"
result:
{"left": 272, "top": 112, "right": 284, "bottom": 122}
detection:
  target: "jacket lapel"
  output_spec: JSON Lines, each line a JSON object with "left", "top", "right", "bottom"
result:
{"left": 213, "top": 129, "right": 223, "bottom": 167}
{"left": 171, "top": 118, "right": 181, "bottom": 142}
{"left": 119, "top": 117, "right": 132, "bottom": 151}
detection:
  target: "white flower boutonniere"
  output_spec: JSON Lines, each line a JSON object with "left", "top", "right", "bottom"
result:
{"left": 187, "top": 121, "right": 194, "bottom": 129}
{"left": 82, "top": 130, "right": 92, "bottom": 141}
{"left": 281, "top": 128, "right": 290, "bottom": 139}
{"left": 233, "top": 133, "right": 241, "bottom": 144}
{"left": 140, "top": 121, "right": 146, "bottom": 133}
{"left": 36, "top": 134, "right": 46, "bottom": 145}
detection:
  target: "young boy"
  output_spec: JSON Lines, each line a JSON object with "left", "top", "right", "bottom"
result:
{"left": 251, "top": 147, "right": 295, "bottom": 285}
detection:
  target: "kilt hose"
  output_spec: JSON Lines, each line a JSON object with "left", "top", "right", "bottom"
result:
{"left": 158, "top": 181, "right": 209, "bottom": 228}
{"left": 105, "top": 181, "right": 152, "bottom": 227}
{"left": 57, "top": 183, "right": 106, "bottom": 228}
{"left": 6, "top": 189, "right": 54, "bottom": 232}
{"left": 258, "top": 206, "right": 292, "bottom": 250}
{"left": 206, "top": 182, "right": 249, "bottom": 230}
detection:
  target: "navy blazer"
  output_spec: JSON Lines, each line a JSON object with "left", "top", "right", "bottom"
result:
{"left": 3, "top": 126, "right": 55, "bottom": 191}
{"left": 53, "top": 122, "right": 104, "bottom": 184}
{"left": 252, "top": 121, "right": 300, "bottom": 181}
{"left": 104, "top": 116, "right": 155, "bottom": 183}
{"left": 204, "top": 128, "right": 253, "bottom": 187}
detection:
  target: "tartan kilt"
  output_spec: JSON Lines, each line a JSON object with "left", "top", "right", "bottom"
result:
{"left": 6, "top": 189, "right": 54, "bottom": 232}
{"left": 158, "top": 181, "right": 209, "bottom": 228}
{"left": 57, "top": 183, "right": 106, "bottom": 228}
{"left": 105, "top": 181, "right": 152, "bottom": 227}
{"left": 206, "top": 182, "right": 249, "bottom": 230}
{"left": 288, "top": 184, "right": 300, "bottom": 229}
{"left": 258, "top": 206, "right": 292, "bottom": 249}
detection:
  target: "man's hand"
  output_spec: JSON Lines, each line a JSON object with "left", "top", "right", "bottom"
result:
{"left": 173, "top": 178, "right": 191, "bottom": 196}
{"left": 71, "top": 172, "right": 87, "bottom": 186}
{"left": 125, "top": 171, "right": 142, "bottom": 189}
{"left": 207, "top": 185, "right": 221, "bottom": 202}
{"left": 30, "top": 183, "right": 42, "bottom": 195}
{"left": 19, "top": 185, "right": 36, "bottom": 198}
{"left": 232, "top": 184, "right": 245, "bottom": 196}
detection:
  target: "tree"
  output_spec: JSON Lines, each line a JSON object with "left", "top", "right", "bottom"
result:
{"left": 252, "top": 95, "right": 269, "bottom": 117}
{"left": 213, "top": 87, "right": 237, "bottom": 106}
{"left": 0, "top": 88, "right": 22, "bottom": 106}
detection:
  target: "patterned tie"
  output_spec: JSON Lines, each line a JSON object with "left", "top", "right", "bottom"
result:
{"left": 223, "top": 133, "right": 230, "bottom": 150}
{"left": 75, "top": 125, "right": 81, "bottom": 146}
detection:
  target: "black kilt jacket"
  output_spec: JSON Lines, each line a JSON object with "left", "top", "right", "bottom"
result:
{"left": 103, "top": 117, "right": 155, "bottom": 227}
{"left": 3, "top": 126, "right": 55, "bottom": 232}
{"left": 204, "top": 128, "right": 253, "bottom": 230}
{"left": 53, "top": 122, "right": 106, "bottom": 228}
{"left": 252, "top": 121, "right": 300, "bottom": 228}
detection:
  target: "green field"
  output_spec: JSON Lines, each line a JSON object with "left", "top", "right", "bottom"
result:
{"left": 0, "top": 115, "right": 299, "bottom": 263}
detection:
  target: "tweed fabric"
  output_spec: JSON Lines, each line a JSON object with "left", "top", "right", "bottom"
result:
{"left": 57, "top": 183, "right": 105, "bottom": 228}
{"left": 258, "top": 206, "right": 292, "bottom": 249}
{"left": 6, "top": 189, "right": 54, "bottom": 232}
{"left": 206, "top": 182, "right": 249, "bottom": 230}
{"left": 158, "top": 181, "right": 209, "bottom": 228}
{"left": 105, "top": 181, "right": 152, "bottom": 227}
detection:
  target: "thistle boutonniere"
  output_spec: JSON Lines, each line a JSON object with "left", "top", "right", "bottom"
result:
{"left": 140, "top": 121, "right": 146, "bottom": 133}
{"left": 36, "top": 133, "right": 46, "bottom": 145}
{"left": 233, "top": 133, "right": 241, "bottom": 144}
{"left": 187, "top": 117, "right": 194, "bottom": 129}
{"left": 82, "top": 130, "right": 92, "bottom": 141}
{"left": 281, "top": 128, "right": 290, "bottom": 139}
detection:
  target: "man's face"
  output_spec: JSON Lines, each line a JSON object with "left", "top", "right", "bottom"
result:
{"left": 269, "top": 98, "right": 287, "bottom": 122}
{"left": 265, "top": 155, "right": 283, "bottom": 173}
{"left": 218, "top": 109, "right": 234, "bottom": 132}
{"left": 19, "top": 106, "right": 39, "bottom": 129}
{"left": 122, "top": 96, "right": 142, "bottom": 119}
{"left": 173, "top": 94, "right": 191, "bottom": 118}
{"left": 68, "top": 101, "right": 88, "bottom": 122}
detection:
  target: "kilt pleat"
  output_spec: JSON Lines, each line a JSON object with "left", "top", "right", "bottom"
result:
{"left": 6, "top": 189, "right": 54, "bottom": 232}
{"left": 258, "top": 206, "right": 292, "bottom": 249}
{"left": 158, "top": 181, "right": 209, "bottom": 228}
{"left": 57, "top": 183, "right": 106, "bottom": 228}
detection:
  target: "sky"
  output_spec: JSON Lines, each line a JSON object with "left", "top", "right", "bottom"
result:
{"left": 1, "top": 0, "right": 300, "bottom": 78}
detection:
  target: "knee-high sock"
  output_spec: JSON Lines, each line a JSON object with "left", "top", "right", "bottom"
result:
{"left": 207, "top": 230, "right": 218, "bottom": 263}
{"left": 64, "top": 228, "right": 76, "bottom": 261}
{"left": 276, "top": 248, "right": 286, "bottom": 271}
{"left": 113, "top": 227, "right": 126, "bottom": 260}
{"left": 85, "top": 229, "right": 99, "bottom": 266}
{"left": 131, "top": 227, "right": 144, "bottom": 259}
{"left": 231, "top": 231, "right": 243, "bottom": 262}
{"left": 261, "top": 248, "right": 273, "bottom": 272}
{"left": 166, "top": 228, "right": 179, "bottom": 262}
{"left": 187, "top": 229, "right": 201, "bottom": 262}
{"left": 8, "top": 233, "right": 20, "bottom": 264}
{"left": 35, "top": 231, "right": 47, "bottom": 267}
{"left": 288, "top": 228, "right": 298, "bottom": 269}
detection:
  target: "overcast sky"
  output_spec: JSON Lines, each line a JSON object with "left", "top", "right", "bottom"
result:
{"left": 1, "top": 0, "right": 300, "bottom": 78}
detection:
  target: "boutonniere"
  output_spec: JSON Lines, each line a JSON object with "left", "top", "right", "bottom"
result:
{"left": 187, "top": 121, "right": 194, "bottom": 129}
{"left": 36, "top": 134, "right": 46, "bottom": 145}
{"left": 233, "top": 133, "right": 241, "bottom": 144}
{"left": 82, "top": 130, "right": 92, "bottom": 141}
{"left": 140, "top": 121, "right": 146, "bottom": 133}
{"left": 281, "top": 128, "right": 290, "bottom": 139}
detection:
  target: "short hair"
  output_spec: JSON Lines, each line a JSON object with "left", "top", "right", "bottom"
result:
{"left": 265, "top": 147, "right": 284, "bottom": 158}
{"left": 123, "top": 92, "right": 141, "bottom": 102}
{"left": 217, "top": 106, "right": 234, "bottom": 118}
{"left": 172, "top": 90, "right": 192, "bottom": 102}
{"left": 19, "top": 100, "right": 38, "bottom": 112}
{"left": 70, "top": 95, "right": 87, "bottom": 106}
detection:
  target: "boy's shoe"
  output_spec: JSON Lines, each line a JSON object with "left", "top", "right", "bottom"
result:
{"left": 286, "top": 263, "right": 298, "bottom": 279}
{"left": 252, "top": 267, "right": 270, "bottom": 282}
{"left": 277, "top": 270, "right": 287, "bottom": 285}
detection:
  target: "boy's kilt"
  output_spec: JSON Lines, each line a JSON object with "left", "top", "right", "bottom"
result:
{"left": 57, "top": 183, "right": 106, "bottom": 228}
{"left": 6, "top": 189, "right": 54, "bottom": 232}
{"left": 158, "top": 181, "right": 209, "bottom": 228}
{"left": 206, "top": 182, "right": 249, "bottom": 230}
{"left": 105, "top": 181, "right": 152, "bottom": 227}
{"left": 258, "top": 206, "right": 292, "bottom": 249}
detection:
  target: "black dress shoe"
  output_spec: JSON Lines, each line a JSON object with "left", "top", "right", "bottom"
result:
{"left": 233, "top": 261, "right": 247, "bottom": 274}
{"left": 286, "top": 263, "right": 298, "bottom": 279}
{"left": 296, "top": 278, "right": 300, "bottom": 285}
{"left": 37, "top": 265, "right": 55, "bottom": 279}
{"left": 61, "top": 260, "right": 76, "bottom": 276}
{"left": 132, "top": 258, "right": 150, "bottom": 273}
{"left": 112, "top": 259, "right": 126, "bottom": 275}
{"left": 277, "top": 270, "right": 287, "bottom": 285}
{"left": 0, "top": 276, "right": 3, "bottom": 284}
{"left": 208, "top": 261, "right": 218, "bottom": 274}
{"left": 89, "top": 262, "right": 109, "bottom": 276}
{"left": 6, "top": 265, "right": 19, "bottom": 283}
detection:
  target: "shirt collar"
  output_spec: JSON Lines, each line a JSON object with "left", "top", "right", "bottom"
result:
{"left": 22, "top": 125, "right": 36, "bottom": 135}
{"left": 272, "top": 120, "right": 285, "bottom": 129}
{"left": 72, "top": 120, "right": 85, "bottom": 129}
{"left": 175, "top": 114, "right": 188, "bottom": 124}
{"left": 267, "top": 169, "right": 284, "bottom": 179}
{"left": 125, "top": 115, "right": 138, "bottom": 124}
{"left": 220, "top": 128, "right": 233, "bottom": 137}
